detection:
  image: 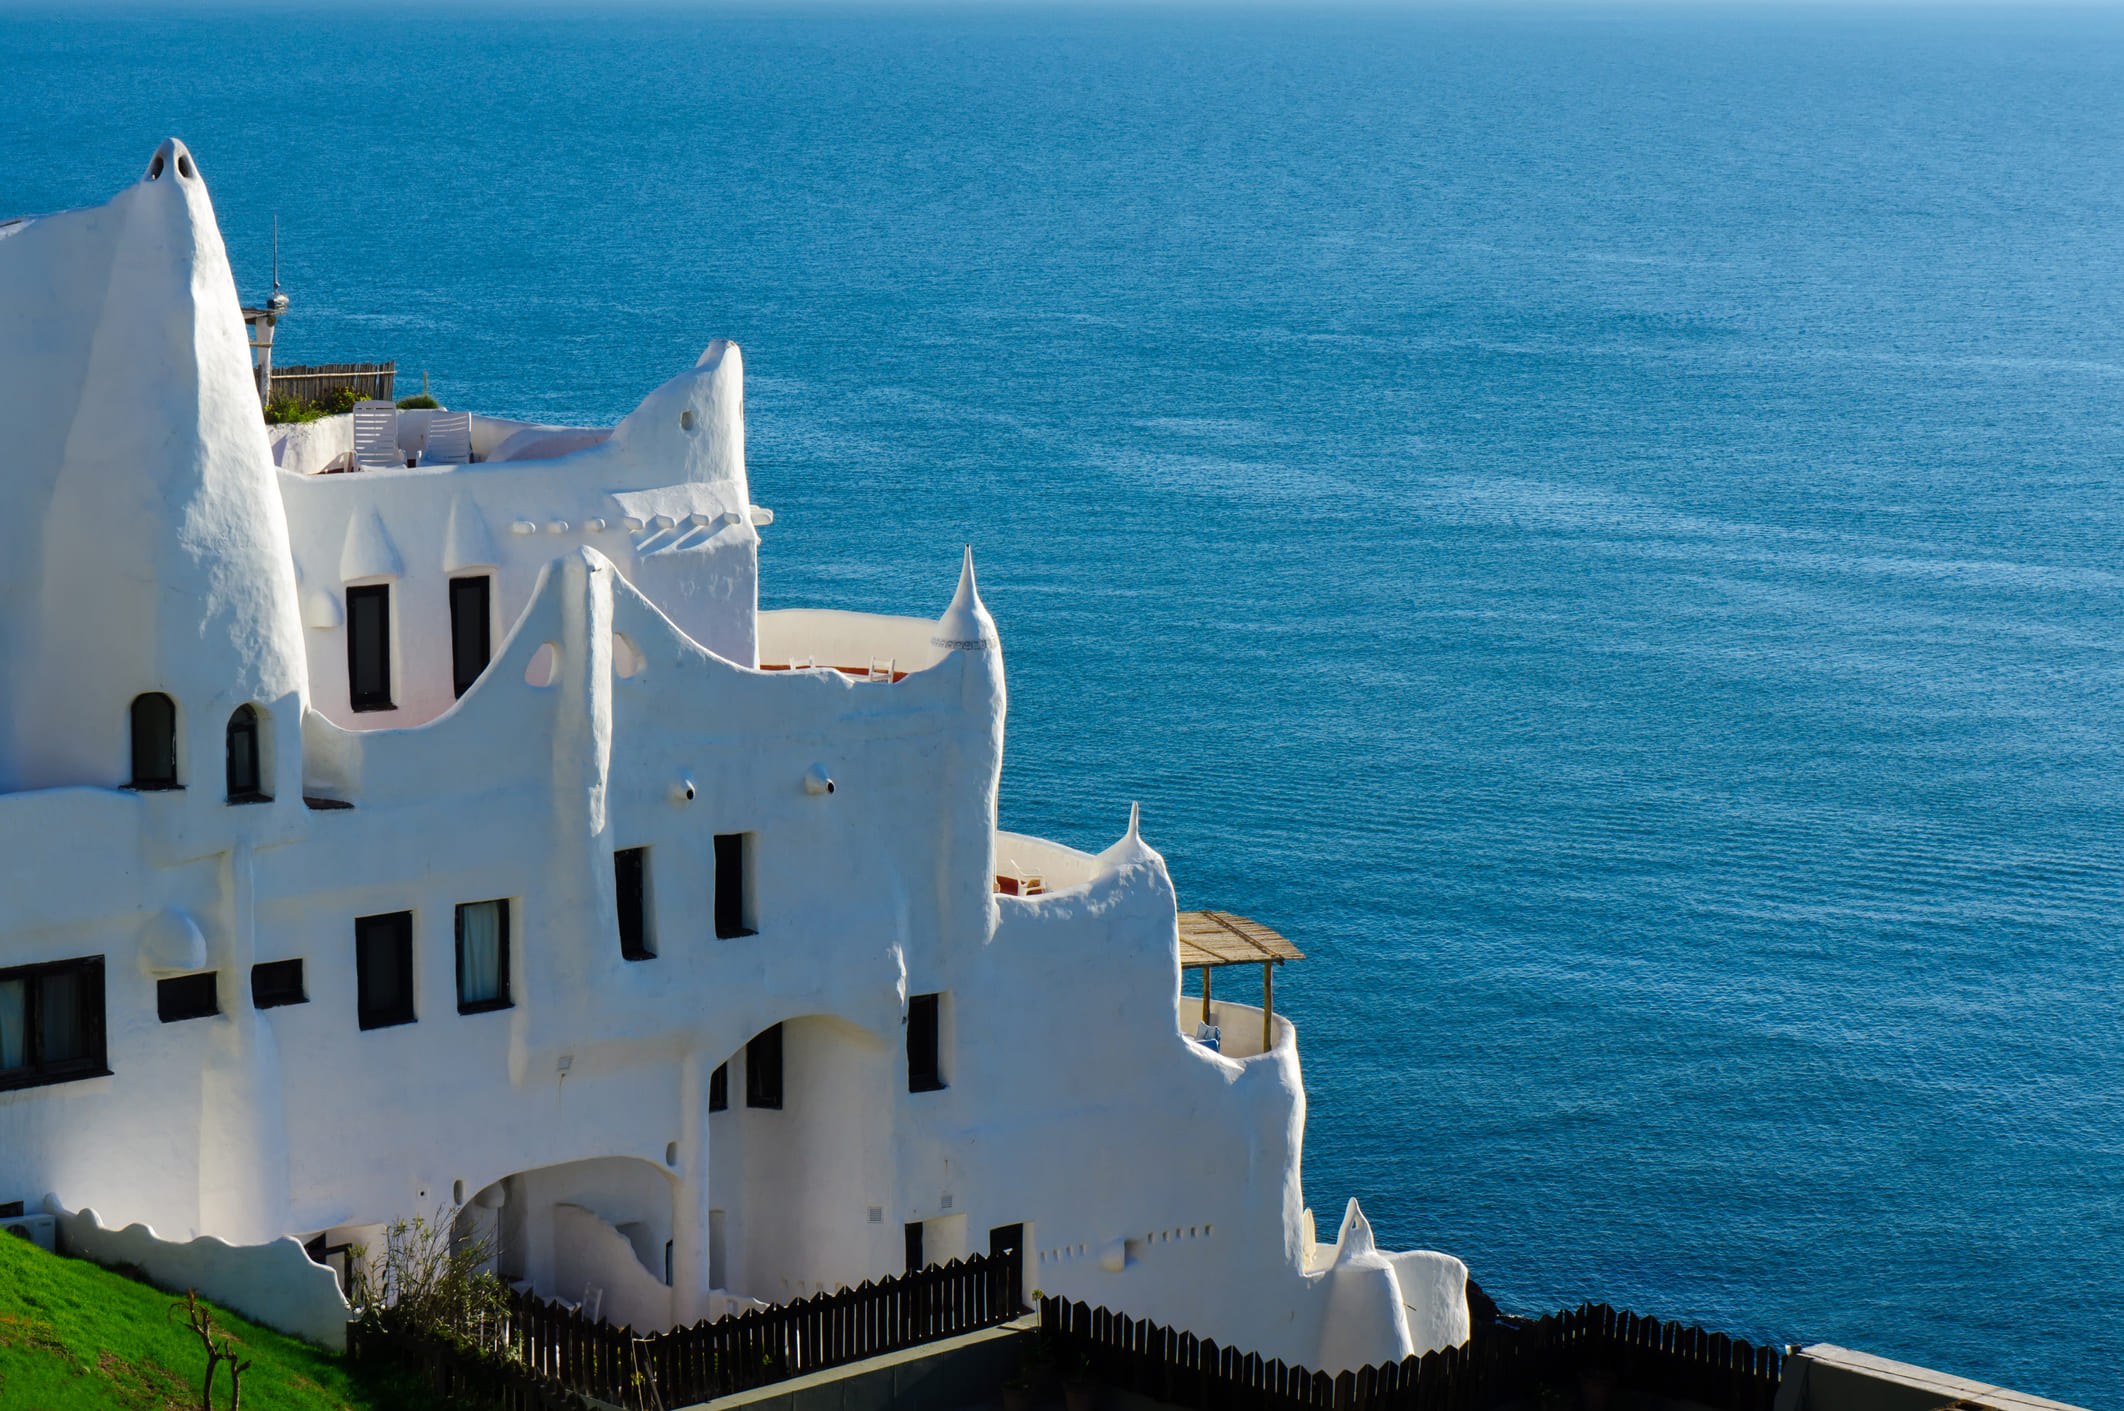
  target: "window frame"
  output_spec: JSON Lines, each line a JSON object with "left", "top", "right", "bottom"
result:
{"left": 346, "top": 584, "right": 395, "bottom": 713}
{"left": 713, "top": 832, "right": 757, "bottom": 939}
{"left": 354, "top": 911, "right": 416, "bottom": 1031}
{"left": 454, "top": 899, "right": 513, "bottom": 1015}
{"left": 745, "top": 1023, "right": 783, "bottom": 1109}
{"left": 448, "top": 575, "right": 493, "bottom": 700}
{"left": 250, "top": 959, "right": 308, "bottom": 1009}
{"left": 0, "top": 956, "right": 109, "bottom": 1092}
{"left": 156, "top": 971, "right": 220, "bottom": 1024}
{"left": 907, "top": 992, "right": 945, "bottom": 1093}
{"left": 128, "top": 692, "right": 179, "bottom": 790}
{"left": 615, "top": 847, "right": 655, "bottom": 961}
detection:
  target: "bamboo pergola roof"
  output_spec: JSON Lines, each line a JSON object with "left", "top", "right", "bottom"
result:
{"left": 1175, "top": 911, "right": 1304, "bottom": 969}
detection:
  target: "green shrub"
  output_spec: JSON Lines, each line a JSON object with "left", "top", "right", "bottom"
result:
{"left": 319, "top": 387, "right": 362, "bottom": 416}
{"left": 264, "top": 396, "right": 323, "bottom": 425}
{"left": 395, "top": 394, "right": 440, "bottom": 410}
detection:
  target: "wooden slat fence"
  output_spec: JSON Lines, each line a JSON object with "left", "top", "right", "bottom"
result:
{"left": 269, "top": 361, "right": 395, "bottom": 404}
{"left": 1040, "top": 1297, "right": 1783, "bottom": 1411}
{"left": 349, "top": 1246, "right": 1024, "bottom": 1410}
{"left": 345, "top": 1319, "right": 593, "bottom": 1411}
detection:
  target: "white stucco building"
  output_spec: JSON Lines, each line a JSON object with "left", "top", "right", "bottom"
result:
{"left": 0, "top": 140, "right": 1468, "bottom": 1374}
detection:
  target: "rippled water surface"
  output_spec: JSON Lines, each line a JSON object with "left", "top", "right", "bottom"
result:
{"left": 4, "top": 6, "right": 2120, "bottom": 1403}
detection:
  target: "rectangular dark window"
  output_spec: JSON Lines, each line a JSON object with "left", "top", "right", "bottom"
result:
{"left": 714, "top": 833, "right": 755, "bottom": 938}
{"left": 907, "top": 992, "right": 944, "bottom": 1092}
{"left": 449, "top": 576, "right": 492, "bottom": 699}
{"left": 615, "top": 847, "right": 654, "bottom": 960}
{"left": 251, "top": 959, "right": 307, "bottom": 1009}
{"left": 355, "top": 911, "right": 415, "bottom": 1030}
{"left": 0, "top": 956, "right": 108, "bottom": 1092}
{"left": 347, "top": 584, "right": 393, "bottom": 712}
{"left": 745, "top": 1023, "right": 783, "bottom": 1109}
{"left": 708, "top": 1062, "right": 728, "bottom": 1112}
{"left": 904, "top": 1222, "right": 924, "bottom": 1274}
{"left": 455, "top": 899, "right": 511, "bottom": 1014}
{"left": 156, "top": 972, "right": 219, "bottom": 1023}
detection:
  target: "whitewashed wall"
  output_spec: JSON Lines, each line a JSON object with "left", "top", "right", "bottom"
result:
{"left": 0, "top": 140, "right": 1467, "bottom": 1377}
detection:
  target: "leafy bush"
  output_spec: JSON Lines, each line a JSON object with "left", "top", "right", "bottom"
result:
{"left": 349, "top": 1205, "right": 512, "bottom": 1352}
{"left": 263, "top": 386, "right": 369, "bottom": 422}
{"left": 396, "top": 394, "right": 440, "bottom": 410}
{"left": 263, "top": 396, "right": 323, "bottom": 425}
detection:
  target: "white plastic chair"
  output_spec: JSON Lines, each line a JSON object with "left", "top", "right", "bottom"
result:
{"left": 421, "top": 409, "right": 472, "bottom": 465}
{"left": 352, "top": 400, "right": 401, "bottom": 471}
{"left": 867, "top": 656, "right": 896, "bottom": 683}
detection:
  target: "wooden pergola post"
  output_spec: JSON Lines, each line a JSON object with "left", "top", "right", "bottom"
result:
{"left": 1201, "top": 966, "right": 1212, "bottom": 1026}
{"left": 1262, "top": 960, "right": 1274, "bottom": 1053}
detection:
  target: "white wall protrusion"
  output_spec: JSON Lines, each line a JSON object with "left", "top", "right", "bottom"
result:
{"left": 138, "top": 907, "right": 207, "bottom": 975}
{"left": 339, "top": 508, "right": 402, "bottom": 583}
{"left": 302, "top": 588, "right": 343, "bottom": 629}
{"left": 443, "top": 495, "right": 501, "bottom": 574}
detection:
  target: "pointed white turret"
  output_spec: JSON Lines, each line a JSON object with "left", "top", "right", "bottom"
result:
{"left": 1316, "top": 1198, "right": 1417, "bottom": 1373}
{"left": 1096, "top": 799, "right": 1161, "bottom": 874}
{"left": 932, "top": 546, "right": 997, "bottom": 651}
{"left": 0, "top": 138, "right": 306, "bottom": 794}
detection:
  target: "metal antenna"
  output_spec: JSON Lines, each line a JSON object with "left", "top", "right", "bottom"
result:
{"left": 272, "top": 214, "right": 280, "bottom": 293}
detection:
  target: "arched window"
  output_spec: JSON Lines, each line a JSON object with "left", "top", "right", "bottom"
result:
{"left": 129, "top": 693, "right": 177, "bottom": 790}
{"left": 225, "top": 705, "right": 267, "bottom": 803}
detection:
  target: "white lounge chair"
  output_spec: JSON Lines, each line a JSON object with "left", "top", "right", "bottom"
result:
{"left": 352, "top": 400, "right": 401, "bottom": 471}
{"left": 421, "top": 409, "right": 472, "bottom": 465}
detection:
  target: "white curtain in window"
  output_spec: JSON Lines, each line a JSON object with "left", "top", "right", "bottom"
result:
{"left": 460, "top": 902, "right": 502, "bottom": 1005}
{"left": 0, "top": 978, "right": 25, "bottom": 1070}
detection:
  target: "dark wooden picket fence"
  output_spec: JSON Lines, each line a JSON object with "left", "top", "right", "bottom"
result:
{"left": 347, "top": 1319, "right": 594, "bottom": 1411}
{"left": 269, "top": 361, "right": 395, "bottom": 405}
{"left": 351, "top": 1246, "right": 1025, "bottom": 1409}
{"left": 1041, "top": 1297, "right": 1783, "bottom": 1411}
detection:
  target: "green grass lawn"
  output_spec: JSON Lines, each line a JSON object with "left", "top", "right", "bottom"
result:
{"left": 0, "top": 1228, "right": 416, "bottom": 1410}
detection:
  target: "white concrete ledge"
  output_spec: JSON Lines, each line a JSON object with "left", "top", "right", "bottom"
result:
{"left": 1774, "top": 1343, "right": 2090, "bottom": 1411}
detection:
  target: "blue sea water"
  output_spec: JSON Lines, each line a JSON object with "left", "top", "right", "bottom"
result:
{"left": 4, "top": 5, "right": 2121, "bottom": 1403}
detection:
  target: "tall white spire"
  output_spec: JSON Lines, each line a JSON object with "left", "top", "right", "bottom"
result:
{"left": 0, "top": 137, "right": 306, "bottom": 792}
{"left": 931, "top": 545, "right": 997, "bottom": 651}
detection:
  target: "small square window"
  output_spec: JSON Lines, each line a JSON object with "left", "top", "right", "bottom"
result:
{"left": 156, "top": 972, "right": 219, "bottom": 1023}
{"left": 455, "top": 900, "right": 511, "bottom": 1014}
{"left": 714, "top": 833, "right": 756, "bottom": 939}
{"left": 251, "top": 959, "right": 307, "bottom": 1009}
{"left": 355, "top": 912, "right": 415, "bottom": 1030}
{"left": 745, "top": 1024, "right": 783, "bottom": 1109}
